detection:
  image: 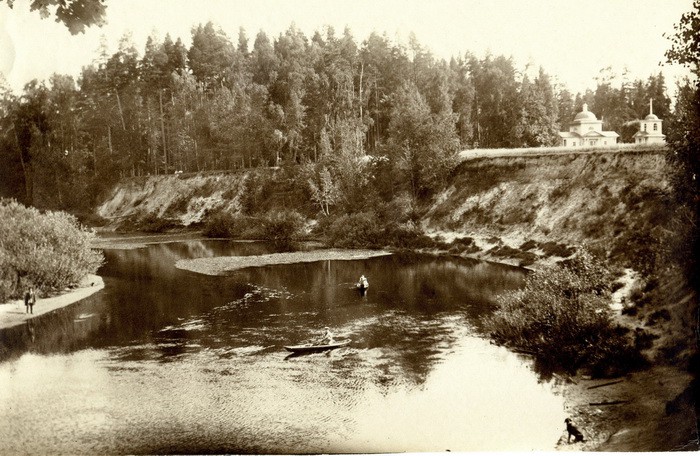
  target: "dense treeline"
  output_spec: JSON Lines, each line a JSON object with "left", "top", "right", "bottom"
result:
{"left": 0, "top": 23, "right": 675, "bottom": 213}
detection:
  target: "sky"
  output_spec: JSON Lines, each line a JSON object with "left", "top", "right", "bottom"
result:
{"left": 0, "top": 0, "right": 695, "bottom": 97}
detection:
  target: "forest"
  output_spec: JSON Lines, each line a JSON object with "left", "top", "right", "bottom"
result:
{"left": 0, "top": 22, "right": 679, "bottom": 214}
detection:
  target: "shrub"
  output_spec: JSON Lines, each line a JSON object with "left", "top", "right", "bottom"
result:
{"left": 0, "top": 199, "right": 104, "bottom": 301}
{"left": 482, "top": 247, "right": 644, "bottom": 376}
{"left": 452, "top": 236, "right": 474, "bottom": 248}
{"left": 239, "top": 173, "right": 272, "bottom": 215}
{"left": 621, "top": 305, "right": 639, "bottom": 316}
{"left": 519, "top": 239, "right": 539, "bottom": 251}
{"left": 139, "top": 213, "right": 181, "bottom": 233}
{"left": 647, "top": 308, "right": 672, "bottom": 326}
{"left": 382, "top": 222, "right": 439, "bottom": 249}
{"left": 326, "top": 212, "right": 383, "bottom": 248}
{"left": 539, "top": 241, "right": 575, "bottom": 258}
{"left": 203, "top": 212, "right": 262, "bottom": 239}
{"left": 261, "top": 210, "right": 305, "bottom": 245}
{"left": 323, "top": 211, "right": 440, "bottom": 250}
{"left": 163, "top": 195, "right": 190, "bottom": 217}
{"left": 610, "top": 281, "right": 625, "bottom": 293}
{"left": 634, "top": 329, "right": 659, "bottom": 350}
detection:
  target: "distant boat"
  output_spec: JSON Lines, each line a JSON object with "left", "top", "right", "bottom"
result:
{"left": 283, "top": 340, "right": 351, "bottom": 354}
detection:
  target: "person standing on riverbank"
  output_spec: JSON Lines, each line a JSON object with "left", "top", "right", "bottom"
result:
{"left": 24, "top": 287, "right": 36, "bottom": 314}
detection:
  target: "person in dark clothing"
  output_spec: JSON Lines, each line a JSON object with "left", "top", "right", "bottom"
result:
{"left": 24, "top": 287, "right": 36, "bottom": 314}
{"left": 24, "top": 288, "right": 30, "bottom": 313}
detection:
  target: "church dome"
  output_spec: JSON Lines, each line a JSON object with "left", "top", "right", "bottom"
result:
{"left": 645, "top": 113, "right": 659, "bottom": 121}
{"left": 574, "top": 103, "right": 597, "bottom": 121}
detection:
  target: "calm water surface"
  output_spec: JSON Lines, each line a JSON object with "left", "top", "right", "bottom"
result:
{"left": 0, "top": 240, "right": 566, "bottom": 453}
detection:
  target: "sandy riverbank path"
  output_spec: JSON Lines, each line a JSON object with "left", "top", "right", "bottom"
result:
{"left": 0, "top": 275, "right": 104, "bottom": 330}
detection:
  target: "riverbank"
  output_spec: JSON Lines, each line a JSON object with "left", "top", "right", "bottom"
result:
{"left": 0, "top": 274, "right": 104, "bottom": 330}
{"left": 553, "top": 366, "right": 697, "bottom": 451}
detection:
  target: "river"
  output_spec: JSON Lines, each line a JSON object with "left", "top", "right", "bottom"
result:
{"left": 0, "top": 240, "right": 566, "bottom": 453}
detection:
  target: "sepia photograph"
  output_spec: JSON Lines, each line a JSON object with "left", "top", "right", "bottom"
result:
{"left": 0, "top": 0, "right": 698, "bottom": 453}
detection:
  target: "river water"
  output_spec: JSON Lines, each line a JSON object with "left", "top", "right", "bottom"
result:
{"left": 0, "top": 240, "right": 566, "bottom": 453}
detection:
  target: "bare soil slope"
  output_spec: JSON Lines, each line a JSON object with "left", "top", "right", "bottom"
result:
{"left": 424, "top": 149, "right": 671, "bottom": 267}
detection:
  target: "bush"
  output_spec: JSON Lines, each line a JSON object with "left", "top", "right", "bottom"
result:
{"left": 540, "top": 241, "right": 575, "bottom": 258}
{"left": 519, "top": 239, "right": 538, "bottom": 251}
{"left": 0, "top": 199, "right": 104, "bottom": 301}
{"left": 382, "top": 222, "right": 439, "bottom": 249}
{"left": 326, "top": 212, "right": 382, "bottom": 248}
{"left": 239, "top": 173, "right": 272, "bottom": 215}
{"left": 322, "top": 211, "right": 440, "bottom": 250}
{"left": 482, "top": 247, "right": 644, "bottom": 376}
{"left": 261, "top": 210, "right": 305, "bottom": 245}
{"left": 203, "top": 212, "right": 261, "bottom": 239}
{"left": 139, "top": 214, "right": 181, "bottom": 233}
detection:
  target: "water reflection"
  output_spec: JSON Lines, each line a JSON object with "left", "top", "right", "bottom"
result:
{"left": 0, "top": 240, "right": 566, "bottom": 453}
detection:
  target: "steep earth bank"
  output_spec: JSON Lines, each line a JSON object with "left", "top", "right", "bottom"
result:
{"left": 96, "top": 147, "right": 697, "bottom": 451}
{"left": 424, "top": 148, "right": 672, "bottom": 268}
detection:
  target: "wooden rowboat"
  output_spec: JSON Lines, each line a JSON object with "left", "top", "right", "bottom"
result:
{"left": 283, "top": 339, "right": 351, "bottom": 353}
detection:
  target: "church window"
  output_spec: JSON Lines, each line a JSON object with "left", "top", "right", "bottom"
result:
{"left": 563, "top": 139, "right": 567, "bottom": 146}
{"left": 644, "top": 123, "right": 647, "bottom": 131}
{"left": 572, "top": 141, "right": 577, "bottom": 146}
{"left": 653, "top": 123, "right": 658, "bottom": 131}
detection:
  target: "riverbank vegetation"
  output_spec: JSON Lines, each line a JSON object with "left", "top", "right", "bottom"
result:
{"left": 483, "top": 249, "right": 647, "bottom": 377}
{"left": 0, "top": 199, "right": 103, "bottom": 302}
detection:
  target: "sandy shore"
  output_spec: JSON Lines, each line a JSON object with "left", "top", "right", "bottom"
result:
{"left": 553, "top": 366, "right": 697, "bottom": 451}
{"left": 0, "top": 274, "right": 104, "bottom": 330}
{"left": 176, "top": 249, "right": 392, "bottom": 275}
{"left": 91, "top": 231, "right": 210, "bottom": 250}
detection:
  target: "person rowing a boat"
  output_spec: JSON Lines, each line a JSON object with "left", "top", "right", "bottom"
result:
{"left": 319, "top": 327, "right": 334, "bottom": 345}
{"left": 357, "top": 275, "right": 369, "bottom": 289}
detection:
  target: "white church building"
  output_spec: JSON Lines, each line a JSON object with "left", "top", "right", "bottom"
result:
{"left": 559, "top": 103, "right": 619, "bottom": 147}
{"left": 633, "top": 100, "right": 665, "bottom": 145}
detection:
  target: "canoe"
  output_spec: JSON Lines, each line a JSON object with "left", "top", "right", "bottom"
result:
{"left": 284, "top": 339, "right": 351, "bottom": 353}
